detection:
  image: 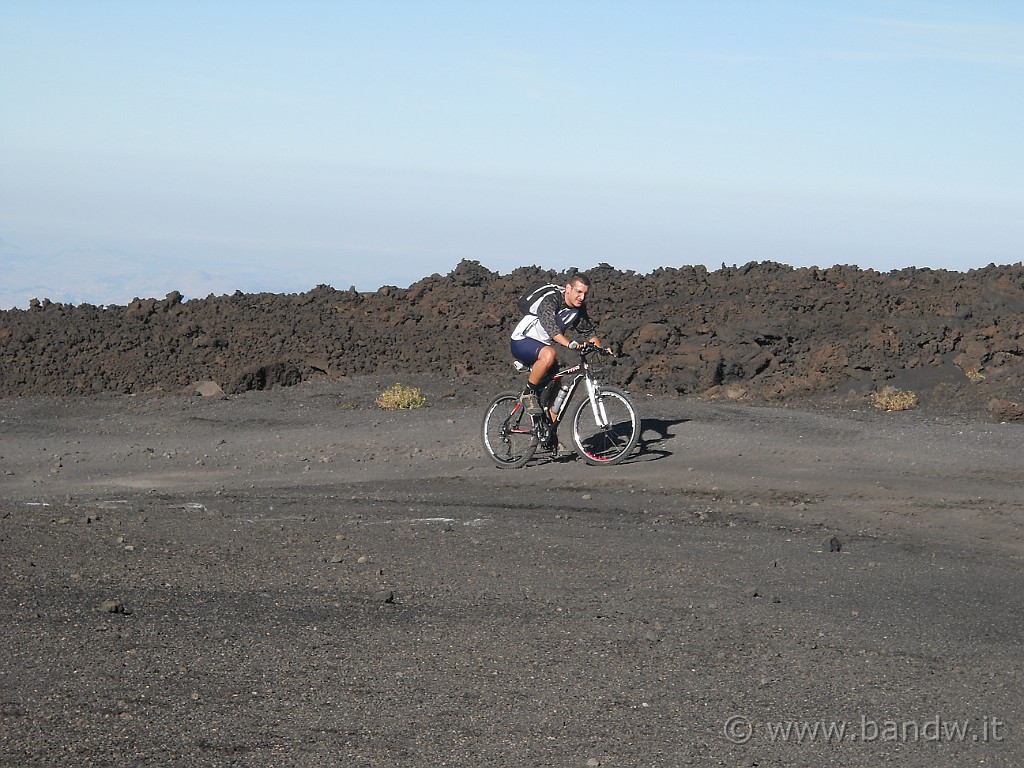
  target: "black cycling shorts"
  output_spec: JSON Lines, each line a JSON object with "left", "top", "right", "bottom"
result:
{"left": 510, "top": 337, "right": 548, "bottom": 365}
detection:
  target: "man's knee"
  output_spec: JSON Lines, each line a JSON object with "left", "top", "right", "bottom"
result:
{"left": 537, "top": 345, "right": 557, "bottom": 365}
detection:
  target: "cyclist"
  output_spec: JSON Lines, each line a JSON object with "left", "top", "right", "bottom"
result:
{"left": 511, "top": 272, "right": 603, "bottom": 415}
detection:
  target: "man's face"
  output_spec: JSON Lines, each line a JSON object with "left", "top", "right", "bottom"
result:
{"left": 564, "top": 280, "right": 589, "bottom": 308}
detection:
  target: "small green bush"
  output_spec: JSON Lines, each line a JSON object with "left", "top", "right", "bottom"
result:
{"left": 376, "top": 383, "right": 427, "bottom": 410}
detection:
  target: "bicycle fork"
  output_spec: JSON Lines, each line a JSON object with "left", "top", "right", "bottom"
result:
{"left": 585, "top": 378, "right": 611, "bottom": 429}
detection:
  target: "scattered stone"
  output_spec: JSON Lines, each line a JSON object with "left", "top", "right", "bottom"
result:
{"left": 829, "top": 535, "right": 843, "bottom": 553}
{"left": 193, "top": 380, "right": 225, "bottom": 397}
{"left": 100, "top": 599, "right": 124, "bottom": 614}
{"left": 725, "top": 385, "right": 747, "bottom": 400}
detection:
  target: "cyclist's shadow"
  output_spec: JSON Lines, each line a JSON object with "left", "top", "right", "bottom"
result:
{"left": 632, "top": 416, "right": 690, "bottom": 463}
{"left": 551, "top": 416, "right": 689, "bottom": 465}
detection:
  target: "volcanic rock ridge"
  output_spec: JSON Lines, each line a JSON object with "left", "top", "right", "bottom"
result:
{"left": 3, "top": 260, "right": 1023, "bottom": 416}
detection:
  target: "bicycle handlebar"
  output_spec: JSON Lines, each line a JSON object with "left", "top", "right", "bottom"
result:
{"left": 577, "top": 342, "right": 616, "bottom": 359}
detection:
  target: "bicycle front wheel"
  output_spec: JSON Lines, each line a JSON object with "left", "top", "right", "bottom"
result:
{"left": 570, "top": 386, "right": 639, "bottom": 465}
{"left": 482, "top": 392, "right": 538, "bottom": 468}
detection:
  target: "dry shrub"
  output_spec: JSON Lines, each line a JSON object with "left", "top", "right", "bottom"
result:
{"left": 376, "top": 383, "right": 427, "bottom": 410}
{"left": 965, "top": 367, "right": 986, "bottom": 383}
{"left": 872, "top": 386, "right": 918, "bottom": 412}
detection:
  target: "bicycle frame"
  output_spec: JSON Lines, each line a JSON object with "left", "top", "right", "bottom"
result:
{"left": 515, "top": 347, "right": 608, "bottom": 432}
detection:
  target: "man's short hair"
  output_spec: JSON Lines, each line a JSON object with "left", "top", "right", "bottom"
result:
{"left": 568, "top": 272, "right": 591, "bottom": 288}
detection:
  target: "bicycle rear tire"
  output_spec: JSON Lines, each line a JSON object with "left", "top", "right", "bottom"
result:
{"left": 570, "top": 386, "right": 639, "bottom": 465}
{"left": 482, "top": 392, "right": 538, "bottom": 468}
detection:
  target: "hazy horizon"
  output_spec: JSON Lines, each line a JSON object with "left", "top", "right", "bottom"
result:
{"left": 7, "top": 254, "right": 1024, "bottom": 311}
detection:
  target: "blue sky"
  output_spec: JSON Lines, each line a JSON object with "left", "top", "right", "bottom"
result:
{"left": 1, "top": 1, "right": 1021, "bottom": 308}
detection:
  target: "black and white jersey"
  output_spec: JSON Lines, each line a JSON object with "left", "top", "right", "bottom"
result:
{"left": 510, "top": 288, "right": 595, "bottom": 345}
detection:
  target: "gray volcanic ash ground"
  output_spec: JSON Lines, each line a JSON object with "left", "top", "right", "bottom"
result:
{"left": 2, "top": 260, "right": 1023, "bottom": 766}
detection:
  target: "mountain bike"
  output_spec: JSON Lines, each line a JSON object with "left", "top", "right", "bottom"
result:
{"left": 482, "top": 344, "right": 640, "bottom": 468}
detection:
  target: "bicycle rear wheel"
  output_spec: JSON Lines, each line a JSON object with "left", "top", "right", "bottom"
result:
{"left": 482, "top": 392, "right": 538, "bottom": 468}
{"left": 570, "top": 386, "right": 639, "bottom": 465}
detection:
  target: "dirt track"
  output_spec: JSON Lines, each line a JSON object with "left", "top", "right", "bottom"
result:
{"left": 2, "top": 377, "right": 1022, "bottom": 766}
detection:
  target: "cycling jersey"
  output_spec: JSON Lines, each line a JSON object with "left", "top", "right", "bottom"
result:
{"left": 510, "top": 287, "right": 595, "bottom": 345}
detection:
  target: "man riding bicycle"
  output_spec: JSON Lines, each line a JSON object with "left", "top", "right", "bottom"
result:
{"left": 510, "top": 272, "right": 603, "bottom": 415}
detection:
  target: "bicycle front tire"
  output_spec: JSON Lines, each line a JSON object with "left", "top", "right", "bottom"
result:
{"left": 482, "top": 392, "right": 538, "bottom": 468}
{"left": 570, "top": 386, "right": 639, "bottom": 465}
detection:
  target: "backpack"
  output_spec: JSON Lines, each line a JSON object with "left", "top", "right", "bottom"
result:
{"left": 517, "top": 283, "right": 562, "bottom": 315}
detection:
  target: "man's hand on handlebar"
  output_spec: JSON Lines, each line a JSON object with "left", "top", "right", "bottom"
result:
{"left": 569, "top": 340, "right": 616, "bottom": 358}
